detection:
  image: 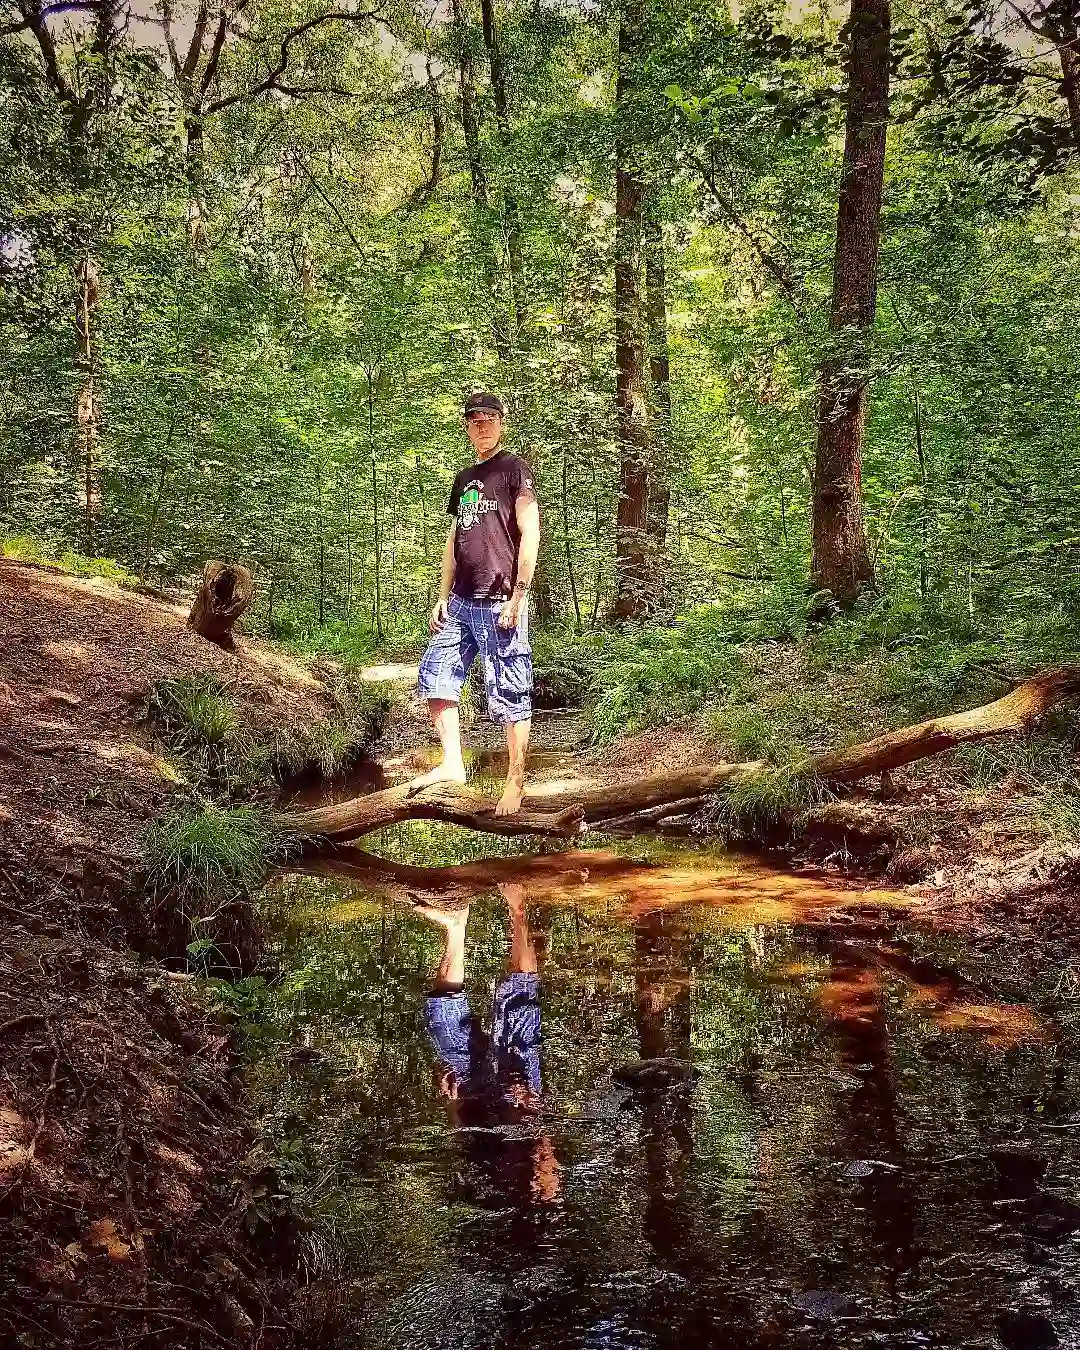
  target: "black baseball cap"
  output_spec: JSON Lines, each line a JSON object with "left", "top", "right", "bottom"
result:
{"left": 464, "top": 390, "right": 506, "bottom": 417}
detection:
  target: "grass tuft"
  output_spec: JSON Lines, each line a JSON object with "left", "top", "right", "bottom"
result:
{"left": 706, "top": 763, "right": 828, "bottom": 841}
{"left": 143, "top": 802, "right": 278, "bottom": 901}
{"left": 149, "top": 672, "right": 237, "bottom": 746}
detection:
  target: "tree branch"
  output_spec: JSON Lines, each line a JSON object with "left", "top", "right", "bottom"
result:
{"left": 296, "top": 155, "right": 363, "bottom": 250}
{"left": 0, "top": 0, "right": 95, "bottom": 38}
{"left": 159, "top": 0, "right": 184, "bottom": 81}
{"left": 183, "top": 0, "right": 209, "bottom": 80}
{"left": 202, "top": 7, "right": 379, "bottom": 114}
{"left": 694, "top": 152, "right": 806, "bottom": 311}
{"left": 197, "top": 0, "right": 231, "bottom": 98}
{"left": 14, "top": 0, "right": 75, "bottom": 104}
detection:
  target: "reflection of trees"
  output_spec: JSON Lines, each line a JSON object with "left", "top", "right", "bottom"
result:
{"left": 251, "top": 875, "right": 1077, "bottom": 1348}
{"left": 633, "top": 911, "right": 695, "bottom": 1262}
{"left": 812, "top": 934, "right": 916, "bottom": 1295}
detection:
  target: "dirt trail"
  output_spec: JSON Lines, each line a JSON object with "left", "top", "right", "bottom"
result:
{"left": 0, "top": 560, "right": 337, "bottom": 1347}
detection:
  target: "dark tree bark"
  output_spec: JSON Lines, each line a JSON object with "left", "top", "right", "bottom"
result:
{"left": 73, "top": 254, "right": 101, "bottom": 550}
{"left": 187, "top": 561, "right": 254, "bottom": 650}
{"left": 810, "top": 0, "right": 891, "bottom": 606}
{"left": 408, "top": 59, "right": 445, "bottom": 207}
{"left": 1059, "top": 22, "right": 1080, "bottom": 142}
{"left": 612, "top": 0, "right": 651, "bottom": 622}
{"left": 644, "top": 203, "right": 672, "bottom": 601}
{"left": 452, "top": 0, "right": 512, "bottom": 359}
{"left": 479, "top": 0, "right": 527, "bottom": 341}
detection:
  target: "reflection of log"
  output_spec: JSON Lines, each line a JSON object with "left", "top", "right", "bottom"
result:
{"left": 187, "top": 561, "right": 253, "bottom": 650}
{"left": 278, "top": 665, "right": 1080, "bottom": 844}
{"left": 285, "top": 846, "right": 644, "bottom": 896}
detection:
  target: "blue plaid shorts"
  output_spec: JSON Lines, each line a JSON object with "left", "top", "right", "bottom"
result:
{"left": 424, "top": 973, "right": 542, "bottom": 1100}
{"left": 417, "top": 594, "right": 533, "bottom": 724}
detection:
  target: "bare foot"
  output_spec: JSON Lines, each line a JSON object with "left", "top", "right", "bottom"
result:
{"left": 495, "top": 774, "right": 524, "bottom": 816}
{"left": 411, "top": 900, "right": 470, "bottom": 933}
{"left": 408, "top": 761, "right": 467, "bottom": 794}
{"left": 498, "top": 881, "right": 526, "bottom": 913}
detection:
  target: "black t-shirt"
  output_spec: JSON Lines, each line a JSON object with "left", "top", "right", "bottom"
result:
{"left": 447, "top": 451, "right": 537, "bottom": 600}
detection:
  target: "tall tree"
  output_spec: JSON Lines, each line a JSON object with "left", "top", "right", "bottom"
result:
{"left": 479, "top": 0, "right": 527, "bottom": 342}
{"left": 809, "top": 0, "right": 891, "bottom": 606}
{"left": 612, "top": 0, "right": 652, "bottom": 621}
{"left": 644, "top": 201, "right": 672, "bottom": 596}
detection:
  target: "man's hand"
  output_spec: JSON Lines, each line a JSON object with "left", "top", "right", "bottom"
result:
{"left": 498, "top": 593, "right": 524, "bottom": 631}
{"left": 430, "top": 598, "right": 449, "bottom": 633}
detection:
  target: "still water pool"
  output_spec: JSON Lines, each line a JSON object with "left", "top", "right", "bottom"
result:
{"left": 253, "top": 816, "right": 1080, "bottom": 1350}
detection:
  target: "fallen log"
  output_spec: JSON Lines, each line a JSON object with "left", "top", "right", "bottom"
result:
{"left": 187, "top": 560, "right": 253, "bottom": 650}
{"left": 276, "top": 664, "right": 1080, "bottom": 846}
{"left": 275, "top": 779, "right": 587, "bottom": 843}
{"left": 812, "top": 663, "right": 1080, "bottom": 781}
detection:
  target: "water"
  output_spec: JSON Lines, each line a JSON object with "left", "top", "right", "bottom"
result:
{"left": 253, "top": 768, "right": 1080, "bottom": 1350}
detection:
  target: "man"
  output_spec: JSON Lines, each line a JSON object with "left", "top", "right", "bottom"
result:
{"left": 413, "top": 391, "right": 540, "bottom": 816}
{"left": 415, "top": 884, "right": 562, "bottom": 1208}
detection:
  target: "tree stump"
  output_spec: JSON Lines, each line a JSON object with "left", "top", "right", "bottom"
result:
{"left": 187, "top": 561, "right": 253, "bottom": 651}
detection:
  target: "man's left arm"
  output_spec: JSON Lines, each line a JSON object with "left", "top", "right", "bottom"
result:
{"left": 499, "top": 495, "right": 540, "bottom": 630}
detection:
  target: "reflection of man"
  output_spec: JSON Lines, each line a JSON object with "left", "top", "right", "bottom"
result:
{"left": 412, "top": 392, "right": 541, "bottom": 816}
{"left": 416, "top": 883, "right": 561, "bottom": 1207}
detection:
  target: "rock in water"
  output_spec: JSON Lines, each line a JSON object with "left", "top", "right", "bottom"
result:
{"left": 612, "top": 1058, "right": 701, "bottom": 1091}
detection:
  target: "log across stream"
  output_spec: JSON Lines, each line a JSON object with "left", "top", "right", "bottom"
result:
{"left": 276, "top": 664, "right": 1080, "bottom": 848}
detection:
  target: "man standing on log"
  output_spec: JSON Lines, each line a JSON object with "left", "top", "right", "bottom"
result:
{"left": 413, "top": 391, "right": 540, "bottom": 815}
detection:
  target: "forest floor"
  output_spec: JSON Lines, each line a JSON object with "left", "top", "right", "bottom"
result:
{"left": 0, "top": 559, "right": 346, "bottom": 1348}
{"left": 3, "top": 556, "right": 1079, "bottom": 1346}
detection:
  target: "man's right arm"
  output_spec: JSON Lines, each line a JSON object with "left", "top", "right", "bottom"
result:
{"left": 431, "top": 522, "right": 457, "bottom": 631}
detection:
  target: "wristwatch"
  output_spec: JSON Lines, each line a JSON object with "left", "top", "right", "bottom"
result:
{"left": 513, "top": 580, "right": 529, "bottom": 595}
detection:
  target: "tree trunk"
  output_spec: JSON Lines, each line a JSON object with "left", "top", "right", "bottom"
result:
{"left": 452, "top": 0, "right": 512, "bottom": 359}
{"left": 1057, "top": 25, "right": 1080, "bottom": 144}
{"left": 408, "top": 60, "right": 445, "bottom": 207}
{"left": 74, "top": 254, "right": 101, "bottom": 551}
{"left": 187, "top": 560, "right": 253, "bottom": 650}
{"left": 809, "top": 0, "right": 890, "bottom": 607}
{"left": 479, "top": 0, "right": 527, "bottom": 341}
{"left": 644, "top": 203, "right": 672, "bottom": 604}
{"left": 277, "top": 664, "right": 1080, "bottom": 844}
{"left": 611, "top": 0, "right": 651, "bottom": 622}
{"left": 184, "top": 117, "right": 209, "bottom": 255}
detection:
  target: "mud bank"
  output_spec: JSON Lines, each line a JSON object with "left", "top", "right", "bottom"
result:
{"left": 0, "top": 560, "right": 350, "bottom": 1348}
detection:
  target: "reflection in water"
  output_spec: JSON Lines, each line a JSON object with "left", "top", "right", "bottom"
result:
{"left": 418, "top": 885, "right": 561, "bottom": 1209}
{"left": 255, "top": 838, "right": 1078, "bottom": 1350}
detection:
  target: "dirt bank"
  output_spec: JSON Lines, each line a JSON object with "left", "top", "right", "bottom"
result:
{"left": 0, "top": 559, "right": 343, "bottom": 1347}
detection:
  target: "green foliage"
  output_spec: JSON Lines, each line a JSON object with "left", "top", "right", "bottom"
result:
{"left": 569, "top": 607, "right": 754, "bottom": 742}
{"left": 1, "top": 533, "right": 137, "bottom": 583}
{"left": 149, "top": 673, "right": 237, "bottom": 748}
{"left": 143, "top": 801, "right": 278, "bottom": 902}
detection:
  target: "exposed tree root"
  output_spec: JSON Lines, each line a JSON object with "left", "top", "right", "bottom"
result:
{"left": 276, "top": 665, "right": 1080, "bottom": 846}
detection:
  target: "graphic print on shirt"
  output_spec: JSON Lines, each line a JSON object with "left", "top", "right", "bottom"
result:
{"left": 457, "top": 479, "right": 501, "bottom": 532}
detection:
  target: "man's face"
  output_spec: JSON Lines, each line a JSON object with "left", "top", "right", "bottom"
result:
{"left": 465, "top": 410, "right": 504, "bottom": 456}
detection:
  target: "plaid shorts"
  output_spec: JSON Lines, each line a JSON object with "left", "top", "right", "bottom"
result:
{"left": 417, "top": 594, "right": 532, "bottom": 724}
{"left": 424, "top": 973, "right": 542, "bottom": 1100}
